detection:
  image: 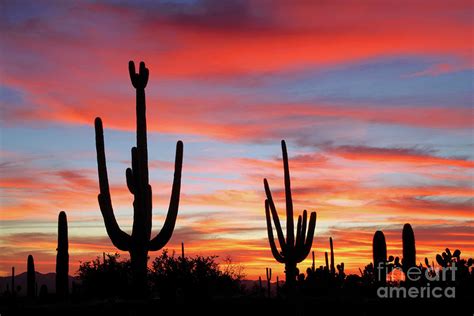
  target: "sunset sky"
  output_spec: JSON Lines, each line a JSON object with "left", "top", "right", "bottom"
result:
{"left": 0, "top": 0, "right": 473, "bottom": 280}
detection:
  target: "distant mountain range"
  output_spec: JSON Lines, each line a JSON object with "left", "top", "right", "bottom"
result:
{"left": 0, "top": 272, "right": 75, "bottom": 296}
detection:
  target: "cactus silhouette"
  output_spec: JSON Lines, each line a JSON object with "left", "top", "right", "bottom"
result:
{"left": 336, "top": 262, "right": 345, "bottom": 279}
{"left": 324, "top": 251, "right": 329, "bottom": 271}
{"left": 311, "top": 251, "right": 315, "bottom": 272}
{"left": 94, "top": 61, "right": 183, "bottom": 295}
{"left": 266, "top": 267, "right": 272, "bottom": 298}
{"left": 264, "top": 140, "right": 317, "bottom": 293}
{"left": 435, "top": 248, "right": 465, "bottom": 267}
{"left": 372, "top": 230, "right": 387, "bottom": 284}
{"left": 402, "top": 223, "right": 416, "bottom": 273}
{"left": 329, "top": 237, "right": 335, "bottom": 276}
{"left": 27, "top": 255, "right": 35, "bottom": 298}
{"left": 56, "top": 211, "right": 69, "bottom": 298}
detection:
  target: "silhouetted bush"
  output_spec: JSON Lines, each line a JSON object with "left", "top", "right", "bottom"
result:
{"left": 77, "top": 253, "right": 132, "bottom": 299}
{"left": 76, "top": 251, "right": 244, "bottom": 300}
{"left": 150, "top": 250, "right": 244, "bottom": 301}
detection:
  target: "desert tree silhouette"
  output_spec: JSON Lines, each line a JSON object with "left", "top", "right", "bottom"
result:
{"left": 264, "top": 140, "right": 317, "bottom": 294}
{"left": 94, "top": 61, "right": 184, "bottom": 296}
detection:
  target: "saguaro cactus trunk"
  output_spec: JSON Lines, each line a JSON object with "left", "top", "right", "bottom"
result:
{"left": 56, "top": 211, "right": 69, "bottom": 298}
{"left": 27, "top": 255, "right": 35, "bottom": 298}
{"left": 94, "top": 61, "right": 183, "bottom": 295}
{"left": 264, "top": 140, "right": 317, "bottom": 294}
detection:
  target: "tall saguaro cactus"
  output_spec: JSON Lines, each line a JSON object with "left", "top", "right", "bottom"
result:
{"left": 402, "top": 223, "right": 416, "bottom": 273}
{"left": 56, "top": 211, "right": 69, "bottom": 298}
{"left": 94, "top": 61, "right": 184, "bottom": 295}
{"left": 27, "top": 255, "right": 35, "bottom": 298}
{"left": 329, "top": 237, "right": 335, "bottom": 276}
{"left": 264, "top": 140, "right": 317, "bottom": 292}
{"left": 373, "top": 230, "right": 387, "bottom": 284}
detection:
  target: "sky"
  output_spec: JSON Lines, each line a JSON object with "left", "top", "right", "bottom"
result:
{"left": 0, "top": 0, "right": 473, "bottom": 280}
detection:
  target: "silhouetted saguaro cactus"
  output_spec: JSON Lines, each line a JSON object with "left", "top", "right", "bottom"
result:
{"left": 56, "top": 211, "right": 69, "bottom": 298}
{"left": 264, "top": 140, "right": 317, "bottom": 293}
{"left": 373, "top": 231, "right": 387, "bottom": 284}
{"left": 329, "top": 237, "right": 335, "bottom": 276}
{"left": 311, "top": 251, "right": 315, "bottom": 272}
{"left": 94, "top": 61, "right": 184, "bottom": 295}
{"left": 266, "top": 267, "right": 272, "bottom": 298}
{"left": 402, "top": 223, "right": 416, "bottom": 273}
{"left": 27, "top": 255, "right": 35, "bottom": 298}
{"left": 324, "top": 251, "right": 329, "bottom": 271}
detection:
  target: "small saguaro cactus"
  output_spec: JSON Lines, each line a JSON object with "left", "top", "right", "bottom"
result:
{"left": 402, "top": 223, "right": 416, "bottom": 273}
{"left": 181, "top": 242, "right": 185, "bottom": 259}
{"left": 266, "top": 267, "right": 272, "bottom": 298}
{"left": 373, "top": 230, "right": 387, "bottom": 284}
{"left": 258, "top": 276, "right": 263, "bottom": 296}
{"left": 27, "top": 255, "right": 35, "bottom": 298}
{"left": 311, "top": 251, "right": 315, "bottom": 272}
{"left": 94, "top": 61, "right": 184, "bottom": 295}
{"left": 264, "top": 140, "right": 317, "bottom": 292}
{"left": 56, "top": 211, "right": 69, "bottom": 298}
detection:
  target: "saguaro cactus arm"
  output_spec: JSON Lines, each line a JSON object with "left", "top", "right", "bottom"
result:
{"left": 95, "top": 117, "right": 131, "bottom": 251}
{"left": 265, "top": 200, "right": 285, "bottom": 263}
{"left": 264, "top": 179, "right": 287, "bottom": 253}
{"left": 149, "top": 140, "right": 184, "bottom": 251}
{"left": 296, "top": 211, "right": 316, "bottom": 262}
{"left": 125, "top": 147, "right": 138, "bottom": 194}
